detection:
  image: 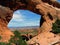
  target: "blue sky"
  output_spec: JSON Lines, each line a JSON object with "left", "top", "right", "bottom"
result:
{"left": 8, "top": 10, "right": 41, "bottom": 27}
{"left": 57, "top": 0, "right": 60, "bottom": 2}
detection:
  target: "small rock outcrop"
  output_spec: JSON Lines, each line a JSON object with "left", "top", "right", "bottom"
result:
{"left": 0, "top": 0, "right": 60, "bottom": 44}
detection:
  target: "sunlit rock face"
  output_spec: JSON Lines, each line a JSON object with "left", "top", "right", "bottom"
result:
{"left": 36, "top": 2, "right": 60, "bottom": 31}
{"left": 0, "top": 0, "right": 60, "bottom": 44}
{"left": 0, "top": 5, "right": 13, "bottom": 42}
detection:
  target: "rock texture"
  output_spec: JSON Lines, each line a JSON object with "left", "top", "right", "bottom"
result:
{"left": 0, "top": 0, "right": 60, "bottom": 44}
{"left": 0, "top": 6, "right": 13, "bottom": 42}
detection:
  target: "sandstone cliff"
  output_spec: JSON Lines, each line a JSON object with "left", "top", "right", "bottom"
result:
{"left": 0, "top": 6, "right": 13, "bottom": 42}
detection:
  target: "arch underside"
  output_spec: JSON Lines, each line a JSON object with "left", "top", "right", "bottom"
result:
{"left": 0, "top": 0, "right": 60, "bottom": 27}
{"left": 0, "top": 0, "right": 60, "bottom": 25}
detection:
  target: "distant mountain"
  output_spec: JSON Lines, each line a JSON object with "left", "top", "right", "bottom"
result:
{"left": 9, "top": 26, "right": 39, "bottom": 28}
{"left": 9, "top": 26, "right": 39, "bottom": 30}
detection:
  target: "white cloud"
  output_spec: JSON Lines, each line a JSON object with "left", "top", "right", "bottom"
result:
{"left": 12, "top": 11, "right": 24, "bottom": 22}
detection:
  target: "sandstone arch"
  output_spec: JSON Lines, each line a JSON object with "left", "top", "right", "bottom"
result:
{"left": 0, "top": 0, "right": 60, "bottom": 44}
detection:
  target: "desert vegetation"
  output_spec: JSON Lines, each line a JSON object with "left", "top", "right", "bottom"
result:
{"left": 0, "top": 28, "right": 39, "bottom": 45}
{"left": 52, "top": 19, "right": 60, "bottom": 34}
{"left": 0, "top": 30, "right": 27, "bottom": 45}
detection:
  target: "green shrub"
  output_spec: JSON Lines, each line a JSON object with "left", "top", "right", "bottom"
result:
{"left": 52, "top": 19, "right": 60, "bottom": 34}
{"left": 9, "top": 30, "right": 27, "bottom": 45}
{"left": 0, "top": 30, "right": 27, "bottom": 45}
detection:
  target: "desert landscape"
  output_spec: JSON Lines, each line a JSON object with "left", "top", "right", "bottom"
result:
{"left": 9, "top": 26, "right": 39, "bottom": 40}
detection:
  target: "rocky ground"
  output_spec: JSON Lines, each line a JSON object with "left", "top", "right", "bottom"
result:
{"left": 27, "top": 32, "right": 60, "bottom": 45}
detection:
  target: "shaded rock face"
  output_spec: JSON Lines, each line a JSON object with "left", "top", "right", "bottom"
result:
{"left": 0, "top": 0, "right": 60, "bottom": 44}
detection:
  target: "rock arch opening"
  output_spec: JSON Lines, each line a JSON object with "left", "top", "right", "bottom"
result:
{"left": 8, "top": 10, "right": 41, "bottom": 28}
{"left": 8, "top": 10, "right": 41, "bottom": 39}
